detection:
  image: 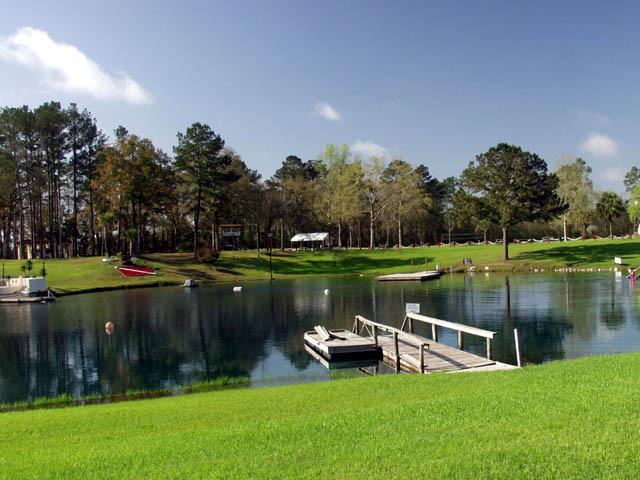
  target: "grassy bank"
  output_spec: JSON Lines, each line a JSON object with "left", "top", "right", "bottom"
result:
{"left": 0, "top": 376, "right": 250, "bottom": 414}
{"left": 1, "top": 353, "right": 639, "bottom": 478}
{"left": 1, "top": 238, "right": 639, "bottom": 294}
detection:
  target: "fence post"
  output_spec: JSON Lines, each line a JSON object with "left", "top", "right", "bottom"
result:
{"left": 514, "top": 328, "right": 521, "bottom": 367}
{"left": 393, "top": 331, "right": 400, "bottom": 372}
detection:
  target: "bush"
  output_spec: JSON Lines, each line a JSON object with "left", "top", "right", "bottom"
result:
{"left": 197, "top": 246, "right": 220, "bottom": 265}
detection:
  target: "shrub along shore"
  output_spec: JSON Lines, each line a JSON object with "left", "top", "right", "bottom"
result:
{"left": 1, "top": 238, "right": 638, "bottom": 295}
{"left": 1, "top": 353, "right": 639, "bottom": 478}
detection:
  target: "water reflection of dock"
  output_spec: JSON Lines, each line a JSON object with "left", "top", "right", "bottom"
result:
{"left": 305, "top": 313, "right": 516, "bottom": 374}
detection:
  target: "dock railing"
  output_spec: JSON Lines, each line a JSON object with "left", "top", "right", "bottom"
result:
{"left": 352, "top": 315, "right": 430, "bottom": 372}
{"left": 400, "top": 312, "right": 496, "bottom": 359}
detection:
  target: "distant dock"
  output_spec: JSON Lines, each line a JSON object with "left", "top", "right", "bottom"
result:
{"left": 0, "top": 295, "right": 55, "bottom": 304}
{"left": 376, "top": 271, "right": 442, "bottom": 282}
{"left": 0, "top": 277, "right": 55, "bottom": 304}
{"left": 305, "top": 313, "right": 515, "bottom": 374}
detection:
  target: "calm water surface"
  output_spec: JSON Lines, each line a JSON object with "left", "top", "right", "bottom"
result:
{"left": 1, "top": 272, "right": 639, "bottom": 403}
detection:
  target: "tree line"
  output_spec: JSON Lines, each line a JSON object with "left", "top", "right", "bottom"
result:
{"left": 0, "top": 101, "right": 638, "bottom": 261}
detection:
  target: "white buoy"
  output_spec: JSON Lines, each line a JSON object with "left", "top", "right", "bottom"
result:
{"left": 324, "top": 289, "right": 329, "bottom": 295}
{"left": 233, "top": 286, "right": 242, "bottom": 292}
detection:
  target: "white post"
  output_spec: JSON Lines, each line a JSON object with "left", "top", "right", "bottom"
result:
{"left": 514, "top": 328, "right": 521, "bottom": 368}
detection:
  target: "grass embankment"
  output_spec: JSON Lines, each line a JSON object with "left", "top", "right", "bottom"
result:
{"left": 0, "top": 376, "right": 249, "bottom": 414}
{"left": 2, "top": 238, "right": 639, "bottom": 294}
{"left": 1, "top": 353, "right": 639, "bottom": 478}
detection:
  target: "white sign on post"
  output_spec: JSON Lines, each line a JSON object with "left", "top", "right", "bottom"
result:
{"left": 405, "top": 303, "right": 420, "bottom": 314}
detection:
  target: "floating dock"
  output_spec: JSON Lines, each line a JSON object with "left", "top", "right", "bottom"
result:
{"left": 376, "top": 271, "right": 442, "bottom": 282}
{"left": 0, "top": 295, "right": 55, "bottom": 304}
{"left": 304, "top": 327, "right": 380, "bottom": 360}
{"left": 304, "top": 345, "right": 379, "bottom": 370}
{"left": 305, "top": 313, "right": 515, "bottom": 374}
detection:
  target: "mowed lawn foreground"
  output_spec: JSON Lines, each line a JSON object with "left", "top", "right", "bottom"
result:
{"left": 1, "top": 353, "right": 639, "bottom": 479}
{"left": 2, "top": 238, "right": 640, "bottom": 294}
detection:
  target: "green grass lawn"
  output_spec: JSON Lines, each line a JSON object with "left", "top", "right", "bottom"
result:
{"left": 1, "top": 353, "right": 639, "bottom": 478}
{"left": 1, "top": 238, "right": 639, "bottom": 294}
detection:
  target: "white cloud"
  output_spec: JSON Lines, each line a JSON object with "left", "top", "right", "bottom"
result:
{"left": 600, "top": 167, "right": 626, "bottom": 183}
{"left": 314, "top": 102, "right": 341, "bottom": 121}
{"left": 580, "top": 133, "right": 618, "bottom": 157}
{"left": 0, "top": 26, "right": 152, "bottom": 105}
{"left": 351, "top": 140, "right": 390, "bottom": 159}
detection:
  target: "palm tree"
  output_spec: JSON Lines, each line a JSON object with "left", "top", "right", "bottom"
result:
{"left": 596, "top": 192, "right": 625, "bottom": 238}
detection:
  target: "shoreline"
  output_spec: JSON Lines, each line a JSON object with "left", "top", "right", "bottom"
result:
{"left": 0, "top": 239, "right": 636, "bottom": 297}
{"left": 46, "top": 264, "right": 624, "bottom": 297}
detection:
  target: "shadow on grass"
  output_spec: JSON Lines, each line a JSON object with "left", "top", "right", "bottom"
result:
{"left": 515, "top": 242, "right": 639, "bottom": 265}
{"left": 217, "top": 252, "right": 435, "bottom": 276}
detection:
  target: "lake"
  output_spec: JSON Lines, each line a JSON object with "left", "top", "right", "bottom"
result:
{"left": 1, "top": 272, "right": 639, "bottom": 404}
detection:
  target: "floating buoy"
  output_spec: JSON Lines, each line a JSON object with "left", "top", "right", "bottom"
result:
{"left": 233, "top": 286, "right": 242, "bottom": 292}
{"left": 105, "top": 321, "right": 114, "bottom": 335}
{"left": 324, "top": 289, "right": 329, "bottom": 295}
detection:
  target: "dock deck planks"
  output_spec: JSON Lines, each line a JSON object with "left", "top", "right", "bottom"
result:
{"left": 373, "top": 333, "right": 513, "bottom": 372}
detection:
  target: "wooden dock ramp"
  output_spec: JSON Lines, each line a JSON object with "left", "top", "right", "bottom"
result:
{"left": 351, "top": 313, "right": 515, "bottom": 374}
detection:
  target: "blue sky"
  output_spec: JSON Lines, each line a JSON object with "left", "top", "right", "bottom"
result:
{"left": 0, "top": 0, "right": 638, "bottom": 191}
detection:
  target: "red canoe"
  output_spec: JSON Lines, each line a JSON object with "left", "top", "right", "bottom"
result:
{"left": 115, "top": 265, "right": 156, "bottom": 277}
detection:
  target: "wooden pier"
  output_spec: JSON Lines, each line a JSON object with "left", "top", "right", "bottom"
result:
{"left": 376, "top": 271, "right": 442, "bottom": 282}
{"left": 352, "top": 313, "right": 515, "bottom": 373}
{"left": 304, "top": 313, "right": 516, "bottom": 374}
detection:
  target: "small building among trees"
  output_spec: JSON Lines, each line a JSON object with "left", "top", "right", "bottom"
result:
{"left": 219, "top": 224, "right": 243, "bottom": 250}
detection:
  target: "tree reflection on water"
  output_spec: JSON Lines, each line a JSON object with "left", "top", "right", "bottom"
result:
{"left": 1, "top": 272, "right": 639, "bottom": 403}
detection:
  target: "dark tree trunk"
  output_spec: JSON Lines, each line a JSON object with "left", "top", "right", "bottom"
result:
{"left": 89, "top": 187, "right": 95, "bottom": 255}
{"left": 72, "top": 147, "right": 78, "bottom": 257}
{"left": 280, "top": 218, "right": 284, "bottom": 250}
{"left": 502, "top": 227, "right": 509, "bottom": 261}
{"left": 193, "top": 185, "right": 202, "bottom": 258}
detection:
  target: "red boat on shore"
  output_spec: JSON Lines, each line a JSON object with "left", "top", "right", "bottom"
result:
{"left": 115, "top": 265, "right": 156, "bottom": 277}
